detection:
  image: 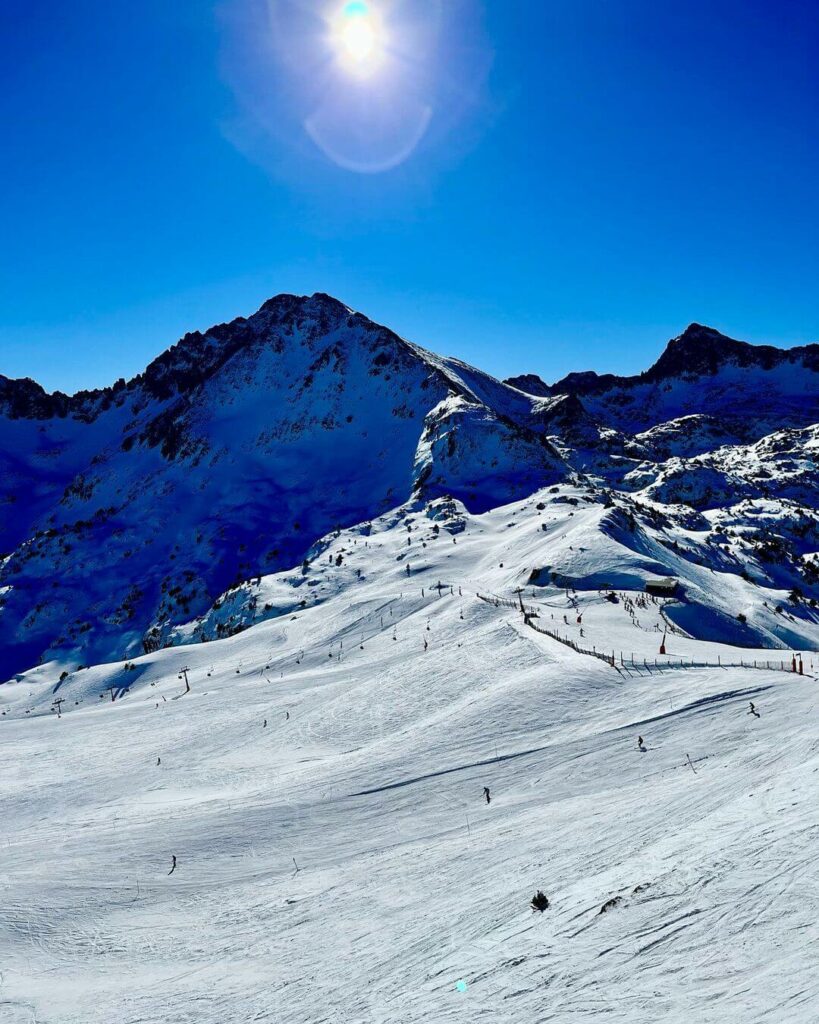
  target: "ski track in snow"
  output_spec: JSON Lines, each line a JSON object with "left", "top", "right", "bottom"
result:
{"left": 2, "top": 490, "right": 819, "bottom": 1023}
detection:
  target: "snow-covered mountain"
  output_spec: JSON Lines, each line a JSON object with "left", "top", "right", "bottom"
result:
{"left": 0, "top": 294, "right": 565, "bottom": 677}
{"left": 4, "top": 299, "right": 819, "bottom": 1023}
{"left": 3, "top": 298, "right": 819, "bottom": 679}
{"left": 509, "top": 322, "right": 819, "bottom": 437}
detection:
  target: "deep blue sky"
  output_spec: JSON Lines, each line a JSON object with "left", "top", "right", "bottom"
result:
{"left": 1, "top": 0, "right": 817, "bottom": 393}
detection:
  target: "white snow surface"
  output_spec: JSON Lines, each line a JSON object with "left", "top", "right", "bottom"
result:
{"left": 2, "top": 487, "right": 818, "bottom": 1023}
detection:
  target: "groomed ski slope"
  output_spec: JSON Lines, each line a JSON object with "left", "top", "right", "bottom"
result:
{"left": 2, "top": 488, "right": 819, "bottom": 1023}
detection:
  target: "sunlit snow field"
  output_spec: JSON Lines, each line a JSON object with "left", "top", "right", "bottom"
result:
{"left": 3, "top": 490, "right": 818, "bottom": 1023}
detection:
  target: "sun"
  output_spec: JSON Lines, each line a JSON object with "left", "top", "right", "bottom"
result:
{"left": 332, "top": 1, "right": 386, "bottom": 76}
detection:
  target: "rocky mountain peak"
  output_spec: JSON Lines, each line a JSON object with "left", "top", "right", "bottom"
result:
{"left": 504, "top": 372, "right": 551, "bottom": 397}
{"left": 646, "top": 323, "right": 819, "bottom": 381}
{"left": 647, "top": 324, "right": 747, "bottom": 379}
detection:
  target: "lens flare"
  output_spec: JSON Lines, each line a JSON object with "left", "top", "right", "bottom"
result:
{"left": 222, "top": 0, "right": 490, "bottom": 176}
{"left": 333, "top": 1, "right": 386, "bottom": 76}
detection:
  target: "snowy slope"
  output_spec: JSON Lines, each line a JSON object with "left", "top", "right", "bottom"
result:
{"left": 2, "top": 487, "right": 818, "bottom": 1023}
{"left": 4, "top": 301, "right": 819, "bottom": 1022}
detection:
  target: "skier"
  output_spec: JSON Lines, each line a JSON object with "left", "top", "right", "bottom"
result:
{"left": 637, "top": 735, "right": 644, "bottom": 750}
{"left": 531, "top": 890, "right": 549, "bottom": 912}
{"left": 483, "top": 786, "right": 491, "bottom": 805}
{"left": 156, "top": 757, "right": 161, "bottom": 766}
{"left": 286, "top": 711, "right": 290, "bottom": 720}
{"left": 263, "top": 719, "right": 267, "bottom": 728}
{"left": 748, "top": 702, "right": 760, "bottom": 718}
{"left": 168, "top": 855, "right": 177, "bottom": 876}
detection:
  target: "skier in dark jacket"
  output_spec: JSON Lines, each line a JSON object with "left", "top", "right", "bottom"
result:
{"left": 168, "top": 855, "right": 177, "bottom": 875}
{"left": 531, "top": 890, "right": 549, "bottom": 912}
{"left": 483, "top": 787, "right": 491, "bottom": 805}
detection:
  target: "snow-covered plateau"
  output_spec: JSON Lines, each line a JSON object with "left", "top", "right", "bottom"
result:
{"left": 2, "top": 295, "right": 819, "bottom": 1022}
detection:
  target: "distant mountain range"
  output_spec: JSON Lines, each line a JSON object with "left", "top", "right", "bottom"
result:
{"left": 2, "top": 294, "right": 819, "bottom": 678}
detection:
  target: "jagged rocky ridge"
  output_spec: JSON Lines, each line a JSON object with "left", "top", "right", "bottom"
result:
{"left": 508, "top": 323, "right": 819, "bottom": 437}
{"left": 2, "top": 298, "right": 819, "bottom": 678}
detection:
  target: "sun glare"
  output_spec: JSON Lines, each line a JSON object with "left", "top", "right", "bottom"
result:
{"left": 333, "top": 1, "right": 386, "bottom": 76}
